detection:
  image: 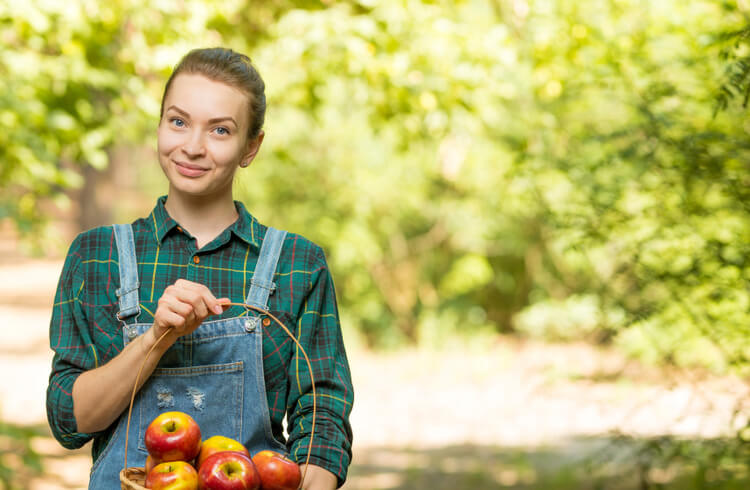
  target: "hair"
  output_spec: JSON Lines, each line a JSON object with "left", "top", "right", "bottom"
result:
{"left": 160, "top": 47, "right": 266, "bottom": 139}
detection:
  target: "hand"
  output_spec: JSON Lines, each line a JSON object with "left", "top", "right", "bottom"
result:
{"left": 152, "top": 279, "right": 229, "bottom": 341}
{"left": 298, "top": 464, "right": 337, "bottom": 490}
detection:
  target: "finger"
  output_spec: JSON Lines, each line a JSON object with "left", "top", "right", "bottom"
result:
{"left": 155, "top": 309, "right": 187, "bottom": 333}
{"left": 217, "top": 297, "right": 232, "bottom": 312}
{"left": 177, "top": 282, "right": 222, "bottom": 316}
{"left": 159, "top": 295, "right": 193, "bottom": 318}
{"left": 165, "top": 286, "right": 208, "bottom": 319}
{"left": 184, "top": 290, "right": 210, "bottom": 319}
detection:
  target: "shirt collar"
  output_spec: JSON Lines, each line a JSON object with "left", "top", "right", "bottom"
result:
{"left": 231, "top": 200, "right": 261, "bottom": 250}
{"left": 148, "top": 196, "right": 261, "bottom": 251}
{"left": 150, "top": 196, "right": 180, "bottom": 244}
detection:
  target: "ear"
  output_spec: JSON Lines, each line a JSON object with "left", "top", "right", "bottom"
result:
{"left": 240, "top": 130, "right": 264, "bottom": 168}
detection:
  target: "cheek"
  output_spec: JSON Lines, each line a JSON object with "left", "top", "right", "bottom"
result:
{"left": 157, "top": 125, "right": 180, "bottom": 155}
{"left": 211, "top": 141, "right": 245, "bottom": 167}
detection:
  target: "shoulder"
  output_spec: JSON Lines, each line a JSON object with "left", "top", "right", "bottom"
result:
{"left": 263, "top": 226, "right": 328, "bottom": 268}
{"left": 57, "top": 226, "right": 118, "bottom": 286}
{"left": 66, "top": 226, "right": 118, "bottom": 262}
{"left": 67, "top": 222, "right": 151, "bottom": 272}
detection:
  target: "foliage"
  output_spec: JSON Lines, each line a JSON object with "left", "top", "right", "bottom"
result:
{"left": 241, "top": 0, "right": 750, "bottom": 364}
{"left": 582, "top": 434, "right": 750, "bottom": 489}
{"left": 0, "top": 0, "right": 329, "bottom": 239}
{"left": 715, "top": 10, "right": 750, "bottom": 114}
{"left": 3, "top": 1, "right": 750, "bottom": 487}
{"left": 0, "top": 421, "right": 44, "bottom": 489}
{"left": 1, "top": 1, "right": 749, "bottom": 370}
{"left": 496, "top": 0, "right": 750, "bottom": 374}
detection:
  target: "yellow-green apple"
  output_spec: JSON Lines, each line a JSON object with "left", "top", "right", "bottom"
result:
{"left": 198, "top": 451, "right": 261, "bottom": 490}
{"left": 145, "top": 411, "right": 202, "bottom": 462}
{"left": 251, "top": 450, "right": 301, "bottom": 490}
{"left": 197, "top": 436, "right": 250, "bottom": 470}
{"left": 145, "top": 460, "right": 199, "bottom": 489}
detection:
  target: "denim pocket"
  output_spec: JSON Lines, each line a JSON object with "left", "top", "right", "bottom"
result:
{"left": 136, "top": 361, "right": 244, "bottom": 453}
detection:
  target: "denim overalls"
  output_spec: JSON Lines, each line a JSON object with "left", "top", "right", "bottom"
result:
{"left": 88, "top": 224, "right": 288, "bottom": 488}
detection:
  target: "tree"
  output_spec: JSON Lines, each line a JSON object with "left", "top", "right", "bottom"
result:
{"left": 0, "top": 0, "right": 334, "bottom": 246}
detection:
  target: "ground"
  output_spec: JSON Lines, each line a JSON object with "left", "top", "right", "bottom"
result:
{"left": 1, "top": 256, "right": 748, "bottom": 489}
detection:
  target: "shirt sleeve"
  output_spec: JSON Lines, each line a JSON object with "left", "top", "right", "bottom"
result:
{"left": 286, "top": 247, "right": 354, "bottom": 487}
{"left": 46, "top": 234, "right": 101, "bottom": 449}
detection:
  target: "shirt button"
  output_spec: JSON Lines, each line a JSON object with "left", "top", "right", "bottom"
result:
{"left": 177, "top": 226, "right": 183, "bottom": 232}
{"left": 193, "top": 256, "right": 200, "bottom": 264}
{"left": 262, "top": 317, "right": 271, "bottom": 327}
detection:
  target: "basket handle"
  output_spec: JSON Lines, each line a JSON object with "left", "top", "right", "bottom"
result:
{"left": 123, "top": 303, "right": 316, "bottom": 489}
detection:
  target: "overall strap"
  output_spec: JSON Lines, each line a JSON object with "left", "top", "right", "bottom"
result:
{"left": 245, "top": 227, "right": 287, "bottom": 311}
{"left": 113, "top": 224, "right": 141, "bottom": 322}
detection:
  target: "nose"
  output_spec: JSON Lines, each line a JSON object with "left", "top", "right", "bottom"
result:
{"left": 181, "top": 129, "right": 206, "bottom": 158}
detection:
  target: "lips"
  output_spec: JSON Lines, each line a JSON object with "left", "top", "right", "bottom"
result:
{"left": 174, "top": 160, "right": 209, "bottom": 178}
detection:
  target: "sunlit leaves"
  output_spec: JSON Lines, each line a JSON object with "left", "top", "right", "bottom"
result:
{"left": 2, "top": 0, "right": 748, "bottom": 365}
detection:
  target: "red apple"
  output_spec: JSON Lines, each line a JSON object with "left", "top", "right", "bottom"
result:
{"left": 145, "top": 411, "right": 202, "bottom": 462}
{"left": 145, "top": 460, "right": 199, "bottom": 489}
{"left": 197, "top": 435, "right": 250, "bottom": 470}
{"left": 198, "top": 451, "right": 261, "bottom": 490}
{"left": 251, "top": 450, "right": 301, "bottom": 490}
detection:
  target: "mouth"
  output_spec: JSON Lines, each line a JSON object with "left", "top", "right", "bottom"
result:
{"left": 174, "top": 160, "right": 209, "bottom": 178}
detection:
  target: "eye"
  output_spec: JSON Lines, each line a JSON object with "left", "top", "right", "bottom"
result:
{"left": 214, "top": 126, "right": 230, "bottom": 136}
{"left": 169, "top": 117, "right": 186, "bottom": 128}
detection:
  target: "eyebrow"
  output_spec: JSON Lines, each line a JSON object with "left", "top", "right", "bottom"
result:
{"left": 165, "top": 105, "right": 238, "bottom": 127}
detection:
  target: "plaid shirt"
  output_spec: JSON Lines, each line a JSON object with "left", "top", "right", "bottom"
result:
{"left": 46, "top": 196, "right": 354, "bottom": 484}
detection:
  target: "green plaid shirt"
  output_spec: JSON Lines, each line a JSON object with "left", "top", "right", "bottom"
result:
{"left": 46, "top": 196, "right": 354, "bottom": 484}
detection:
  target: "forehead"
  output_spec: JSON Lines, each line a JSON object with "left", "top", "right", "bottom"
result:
{"left": 164, "top": 73, "right": 249, "bottom": 126}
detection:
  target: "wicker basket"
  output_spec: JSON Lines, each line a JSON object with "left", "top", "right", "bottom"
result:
{"left": 117, "top": 305, "right": 315, "bottom": 489}
{"left": 120, "top": 467, "right": 148, "bottom": 489}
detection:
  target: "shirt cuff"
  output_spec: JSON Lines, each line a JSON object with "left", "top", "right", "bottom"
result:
{"left": 289, "top": 435, "right": 351, "bottom": 488}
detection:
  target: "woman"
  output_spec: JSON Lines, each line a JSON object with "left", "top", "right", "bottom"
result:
{"left": 46, "top": 48, "right": 353, "bottom": 489}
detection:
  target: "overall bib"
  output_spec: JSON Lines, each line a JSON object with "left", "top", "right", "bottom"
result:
{"left": 88, "top": 224, "right": 288, "bottom": 488}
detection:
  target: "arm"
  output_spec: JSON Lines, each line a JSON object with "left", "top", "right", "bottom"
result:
{"left": 48, "top": 258, "right": 228, "bottom": 439}
{"left": 299, "top": 464, "right": 337, "bottom": 490}
{"left": 47, "top": 236, "right": 97, "bottom": 448}
{"left": 73, "top": 279, "right": 228, "bottom": 433}
{"left": 286, "top": 248, "right": 354, "bottom": 488}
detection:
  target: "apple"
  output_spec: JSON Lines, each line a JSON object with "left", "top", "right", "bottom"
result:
{"left": 145, "top": 460, "right": 199, "bottom": 489}
{"left": 145, "top": 411, "right": 202, "bottom": 462}
{"left": 146, "top": 454, "right": 161, "bottom": 474}
{"left": 198, "top": 451, "right": 261, "bottom": 490}
{"left": 251, "top": 450, "right": 301, "bottom": 490}
{"left": 197, "top": 435, "right": 250, "bottom": 470}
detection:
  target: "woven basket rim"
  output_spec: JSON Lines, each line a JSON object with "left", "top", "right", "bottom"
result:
{"left": 120, "top": 467, "right": 148, "bottom": 490}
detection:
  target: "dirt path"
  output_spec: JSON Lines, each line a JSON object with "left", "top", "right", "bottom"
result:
{"left": 2, "top": 259, "right": 748, "bottom": 489}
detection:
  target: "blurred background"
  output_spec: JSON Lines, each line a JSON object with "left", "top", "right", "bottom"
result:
{"left": 1, "top": 0, "right": 749, "bottom": 488}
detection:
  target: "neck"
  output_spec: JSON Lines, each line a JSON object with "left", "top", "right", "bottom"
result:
{"left": 164, "top": 191, "right": 239, "bottom": 248}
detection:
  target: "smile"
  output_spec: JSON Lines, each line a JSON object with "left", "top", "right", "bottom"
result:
{"left": 174, "top": 161, "right": 209, "bottom": 178}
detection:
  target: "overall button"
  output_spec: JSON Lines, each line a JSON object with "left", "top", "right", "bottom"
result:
{"left": 244, "top": 317, "right": 259, "bottom": 332}
{"left": 127, "top": 326, "right": 138, "bottom": 340}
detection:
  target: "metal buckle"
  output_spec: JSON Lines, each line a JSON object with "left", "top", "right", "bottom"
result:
{"left": 250, "top": 278, "right": 276, "bottom": 293}
{"left": 244, "top": 316, "right": 259, "bottom": 332}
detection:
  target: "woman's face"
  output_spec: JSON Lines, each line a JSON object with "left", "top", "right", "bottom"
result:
{"left": 157, "top": 73, "right": 260, "bottom": 200}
